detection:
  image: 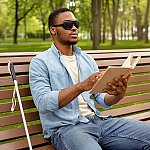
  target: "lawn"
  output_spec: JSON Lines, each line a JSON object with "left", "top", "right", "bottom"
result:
{"left": 0, "top": 38, "right": 150, "bottom": 52}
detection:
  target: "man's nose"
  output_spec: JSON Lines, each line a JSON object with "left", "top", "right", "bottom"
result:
{"left": 71, "top": 25, "right": 77, "bottom": 30}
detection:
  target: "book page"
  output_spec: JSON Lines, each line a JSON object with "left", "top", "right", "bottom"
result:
{"left": 121, "top": 54, "right": 132, "bottom": 68}
{"left": 122, "top": 54, "right": 141, "bottom": 69}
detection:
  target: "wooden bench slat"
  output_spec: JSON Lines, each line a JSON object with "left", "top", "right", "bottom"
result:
{"left": 89, "top": 51, "right": 150, "bottom": 60}
{"left": 86, "top": 49, "right": 150, "bottom": 54}
{"left": 34, "top": 145, "right": 56, "bottom": 150}
{"left": 117, "top": 93, "right": 150, "bottom": 105}
{"left": 96, "top": 93, "right": 150, "bottom": 109}
{"left": 133, "top": 66, "right": 150, "bottom": 73}
{"left": 102, "top": 102, "right": 150, "bottom": 117}
{"left": 0, "top": 52, "right": 39, "bottom": 57}
{"left": 0, "top": 75, "right": 29, "bottom": 87}
{"left": 0, "top": 64, "right": 29, "bottom": 75}
{"left": 124, "top": 111, "right": 150, "bottom": 121}
{"left": 0, "top": 112, "right": 39, "bottom": 127}
{"left": 0, "top": 87, "right": 31, "bottom": 100}
{"left": 129, "top": 83, "right": 150, "bottom": 92}
{"left": 0, "top": 135, "right": 53, "bottom": 150}
{"left": 127, "top": 83, "right": 150, "bottom": 93}
{"left": 0, "top": 56, "right": 33, "bottom": 65}
{"left": 0, "top": 124, "right": 42, "bottom": 141}
{"left": 96, "top": 58, "right": 150, "bottom": 68}
{"left": 129, "top": 74, "right": 150, "bottom": 83}
{"left": 0, "top": 100, "right": 35, "bottom": 113}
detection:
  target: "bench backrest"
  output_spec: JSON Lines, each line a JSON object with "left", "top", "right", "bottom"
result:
{"left": 88, "top": 51, "right": 150, "bottom": 120}
{"left": 0, "top": 53, "right": 55, "bottom": 150}
{"left": 0, "top": 50, "right": 150, "bottom": 149}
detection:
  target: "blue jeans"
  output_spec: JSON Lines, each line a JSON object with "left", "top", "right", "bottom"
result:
{"left": 50, "top": 115, "right": 150, "bottom": 150}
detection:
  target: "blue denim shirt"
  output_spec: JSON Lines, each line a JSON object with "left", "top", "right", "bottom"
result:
{"left": 29, "top": 44, "right": 110, "bottom": 138}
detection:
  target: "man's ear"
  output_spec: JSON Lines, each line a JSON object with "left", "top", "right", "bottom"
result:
{"left": 50, "top": 27, "right": 56, "bottom": 35}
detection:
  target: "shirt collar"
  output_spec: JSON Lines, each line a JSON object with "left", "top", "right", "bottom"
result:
{"left": 51, "top": 43, "right": 81, "bottom": 59}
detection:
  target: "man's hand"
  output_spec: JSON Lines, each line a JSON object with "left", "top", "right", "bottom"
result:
{"left": 78, "top": 72, "right": 104, "bottom": 92}
{"left": 103, "top": 73, "right": 132, "bottom": 106}
{"left": 58, "top": 72, "right": 104, "bottom": 109}
{"left": 103, "top": 73, "right": 131, "bottom": 99}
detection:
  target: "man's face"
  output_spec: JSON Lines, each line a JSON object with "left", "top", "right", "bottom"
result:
{"left": 52, "top": 11, "right": 79, "bottom": 45}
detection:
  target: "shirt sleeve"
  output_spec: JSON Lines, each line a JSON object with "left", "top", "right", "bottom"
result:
{"left": 29, "top": 57, "right": 59, "bottom": 114}
{"left": 94, "top": 93, "right": 111, "bottom": 109}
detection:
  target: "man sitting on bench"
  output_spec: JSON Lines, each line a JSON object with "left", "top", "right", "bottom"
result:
{"left": 29, "top": 8, "right": 150, "bottom": 150}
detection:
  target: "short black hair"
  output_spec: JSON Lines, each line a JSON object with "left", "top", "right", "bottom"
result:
{"left": 48, "top": 8, "right": 72, "bottom": 31}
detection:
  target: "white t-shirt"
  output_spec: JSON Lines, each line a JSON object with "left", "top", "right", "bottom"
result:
{"left": 61, "top": 54, "right": 94, "bottom": 116}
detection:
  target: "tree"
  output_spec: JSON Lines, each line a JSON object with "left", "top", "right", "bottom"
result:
{"left": 92, "top": 0, "right": 101, "bottom": 49}
{"left": 13, "top": 0, "right": 40, "bottom": 44}
{"left": 76, "top": 0, "right": 92, "bottom": 40}
{"left": 34, "top": 0, "right": 50, "bottom": 41}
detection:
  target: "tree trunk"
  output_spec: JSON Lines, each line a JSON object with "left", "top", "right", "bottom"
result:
{"left": 144, "top": 0, "right": 150, "bottom": 43}
{"left": 99, "top": 0, "right": 101, "bottom": 43}
{"left": 102, "top": 0, "right": 106, "bottom": 43}
{"left": 111, "top": 26, "right": 115, "bottom": 44}
{"left": 92, "top": 0, "right": 100, "bottom": 49}
{"left": 24, "top": 0, "right": 27, "bottom": 40}
{"left": 120, "top": 23, "right": 123, "bottom": 40}
{"left": 124, "top": 18, "right": 126, "bottom": 40}
{"left": 42, "top": 20, "right": 46, "bottom": 41}
{"left": 14, "top": 21, "right": 19, "bottom": 44}
{"left": 13, "top": 0, "right": 18, "bottom": 44}
{"left": 134, "top": 0, "right": 142, "bottom": 41}
{"left": 107, "top": 0, "right": 119, "bottom": 45}
{"left": 131, "top": 21, "right": 134, "bottom": 39}
{"left": 127, "top": 20, "right": 130, "bottom": 40}
{"left": 24, "top": 17, "right": 27, "bottom": 40}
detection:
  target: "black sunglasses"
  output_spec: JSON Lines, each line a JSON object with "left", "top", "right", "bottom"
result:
{"left": 52, "top": 20, "right": 79, "bottom": 30}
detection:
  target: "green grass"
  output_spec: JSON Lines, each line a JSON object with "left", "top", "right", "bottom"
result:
{"left": 99, "top": 40, "right": 150, "bottom": 50}
{"left": 0, "top": 38, "right": 150, "bottom": 52}
{"left": 0, "top": 40, "right": 52, "bottom": 52}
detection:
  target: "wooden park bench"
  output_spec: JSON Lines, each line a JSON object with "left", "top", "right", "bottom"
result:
{"left": 0, "top": 49, "right": 150, "bottom": 149}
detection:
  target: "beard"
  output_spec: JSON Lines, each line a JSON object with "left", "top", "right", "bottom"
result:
{"left": 63, "top": 40, "right": 78, "bottom": 45}
{"left": 57, "top": 31, "right": 78, "bottom": 45}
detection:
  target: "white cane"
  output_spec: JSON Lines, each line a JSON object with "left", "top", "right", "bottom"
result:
{"left": 8, "top": 62, "right": 33, "bottom": 150}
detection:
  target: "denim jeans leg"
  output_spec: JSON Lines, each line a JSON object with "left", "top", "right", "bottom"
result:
{"left": 50, "top": 116, "right": 150, "bottom": 150}
{"left": 98, "top": 117, "right": 150, "bottom": 150}
{"left": 50, "top": 122, "right": 103, "bottom": 150}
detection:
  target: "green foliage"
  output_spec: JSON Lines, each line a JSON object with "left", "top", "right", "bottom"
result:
{"left": 75, "top": 0, "right": 92, "bottom": 33}
{"left": 0, "top": 1, "right": 12, "bottom": 36}
{"left": 0, "top": 0, "right": 149, "bottom": 43}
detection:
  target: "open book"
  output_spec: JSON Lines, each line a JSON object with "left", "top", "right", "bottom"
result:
{"left": 90, "top": 54, "right": 141, "bottom": 94}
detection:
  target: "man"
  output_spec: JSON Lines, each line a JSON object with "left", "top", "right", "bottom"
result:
{"left": 29, "top": 8, "right": 150, "bottom": 150}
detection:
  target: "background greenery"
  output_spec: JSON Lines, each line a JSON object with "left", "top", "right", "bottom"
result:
{"left": 0, "top": 0, "right": 149, "bottom": 51}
